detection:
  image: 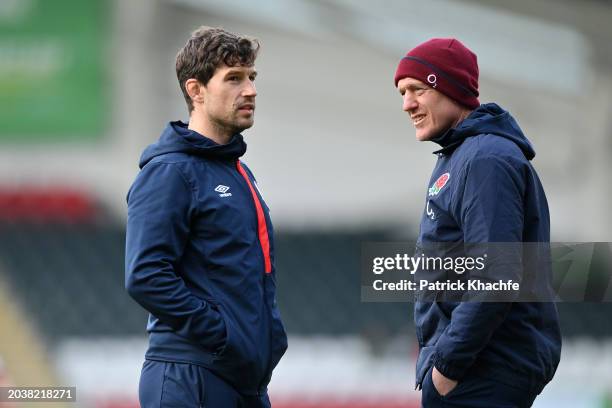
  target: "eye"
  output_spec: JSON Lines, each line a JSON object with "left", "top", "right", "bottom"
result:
{"left": 415, "top": 88, "right": 426, "bottom": 96}
{"left": 249, "top": 75, "right": 256, "bottom": 81}
{"left": 227, "top": 75, "right": 239, "bottom": 82}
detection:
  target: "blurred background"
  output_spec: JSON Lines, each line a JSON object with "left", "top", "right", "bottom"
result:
{"left": 1, "top": 0, "right": 611, "bottom": 407}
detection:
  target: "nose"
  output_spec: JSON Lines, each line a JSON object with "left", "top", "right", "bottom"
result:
{"left": 243, "top": 80, "right": 257, "bottom": 98}
{"left": 402, "top": 92, "right": 417, "bottom": 112}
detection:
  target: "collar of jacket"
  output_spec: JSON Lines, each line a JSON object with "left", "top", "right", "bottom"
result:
{"left": 171, "top": 121, "right": 247, "bottom": 161}
{"left": 431, "top": 126, "right": 466, "bottom": 156}
{"left": 430, "top": 108, "right": 480, "bottom": 156}
{"left": 138, "top": 121, "right": 248, "bottom": 168}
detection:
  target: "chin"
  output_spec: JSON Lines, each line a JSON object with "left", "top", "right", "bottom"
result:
{"left": 231, "top": 114, "right": 253, "bottom": 124}
{"left": 242, "top": 119, "right": 255, "bottom": 129}
{"left": 415, "top": 130, "right": 433, "bottom": 141}
{"left": 234, "top": 121, "right": 254, "bottom": 133}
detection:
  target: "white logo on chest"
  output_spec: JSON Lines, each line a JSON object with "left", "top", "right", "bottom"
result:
{"left": 214, "top": 185, "right": 232, "bottom": 197}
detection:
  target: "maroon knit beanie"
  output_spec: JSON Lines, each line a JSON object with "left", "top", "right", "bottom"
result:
{"left": 394, "top": 38, "right": 480, "bottom": 109}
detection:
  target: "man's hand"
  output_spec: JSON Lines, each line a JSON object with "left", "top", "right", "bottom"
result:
{"left": 432, "top": 366, "right": 458, "bottom": 396}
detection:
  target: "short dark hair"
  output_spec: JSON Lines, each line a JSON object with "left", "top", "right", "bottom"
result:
{"left": 175, "top": 26, "right": 260, "bottom": 113}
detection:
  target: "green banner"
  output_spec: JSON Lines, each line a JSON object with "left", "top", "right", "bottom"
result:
{"left": 0, "top": 0, "right": 109, "bottom": 141}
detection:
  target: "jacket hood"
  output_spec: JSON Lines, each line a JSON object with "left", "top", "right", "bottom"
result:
{"left": 432, "top": 103, "right": 536, "bottom": 160}
{"left": 139, "top": 121, "right": 247, "bottom": 168}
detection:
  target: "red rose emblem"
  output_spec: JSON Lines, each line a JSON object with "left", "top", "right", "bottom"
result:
{"left": 435, "top": 173, "right": 450, "bottom": 189}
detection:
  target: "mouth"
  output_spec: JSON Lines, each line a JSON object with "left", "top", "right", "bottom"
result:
{"left": 238, "top": 104, "right": 255, "bottom": 113}
{"left": 411, "top": 114, "right": 426, "bottom": 126}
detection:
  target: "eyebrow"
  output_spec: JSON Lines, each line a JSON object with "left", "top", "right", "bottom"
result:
{"left": 399, "top": 83, "right": 427, "bottom": 93}
{"left": 225, "top": 69, "right": 258, "bottom": 78}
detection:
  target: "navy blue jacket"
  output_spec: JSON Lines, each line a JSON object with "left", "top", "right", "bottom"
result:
{"left": 415, "top": 103, "right": 561, "bottom": 394}
{"left": 125, "top": 121, "right": 287, "bottom": 395}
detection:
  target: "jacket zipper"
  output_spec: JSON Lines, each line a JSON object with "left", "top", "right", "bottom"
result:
{"left": 235, "top": 160, "right": 275, "bottom": 394}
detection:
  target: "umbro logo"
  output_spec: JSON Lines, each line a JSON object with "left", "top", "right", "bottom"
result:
{"left": 214, "top": 185, "right": 232, "bottom": 197}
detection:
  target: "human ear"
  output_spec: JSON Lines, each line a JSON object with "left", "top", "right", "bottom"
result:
{"left": 186, "top": 79, "right": 205, "bottom": 106}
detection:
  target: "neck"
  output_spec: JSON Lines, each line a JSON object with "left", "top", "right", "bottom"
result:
{"left": 188, "top": 112, "right": 233, "bottom": 145}
{"left": 452, "top": 108, "right": 473, "bottom": 128}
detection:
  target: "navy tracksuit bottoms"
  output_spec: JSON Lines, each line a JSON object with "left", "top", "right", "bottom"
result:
{"left": 421, "top": 366, "right": 539, "bottom": 408}
{"left": 139, "top": 360, "right": 271, "bottom": 408}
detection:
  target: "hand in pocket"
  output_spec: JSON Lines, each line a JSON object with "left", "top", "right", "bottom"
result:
{"left": 432, "top": 366, "right": 458, "bottom": 396}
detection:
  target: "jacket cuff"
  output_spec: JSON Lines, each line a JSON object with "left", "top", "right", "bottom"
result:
{"left": 432, "top": 350, "right": 466, "bottom": 381}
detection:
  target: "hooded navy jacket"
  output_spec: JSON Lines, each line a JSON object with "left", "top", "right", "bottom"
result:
{"left": 125, "top": 121, "right": 287, "bottom": 395}
{"left": 414, "top": 103, "right": 561, "bottom": 394}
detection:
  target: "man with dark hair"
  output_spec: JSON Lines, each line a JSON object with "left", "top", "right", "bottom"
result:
{"left": 394, "top": 38, "right": 561, "bottom": 407}
{"left": 125, "top": 26, "right": 287, "bottom": 407}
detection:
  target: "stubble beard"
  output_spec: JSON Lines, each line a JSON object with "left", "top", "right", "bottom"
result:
{"left": 211, "top": 112, "right": 254, "bottom": 139}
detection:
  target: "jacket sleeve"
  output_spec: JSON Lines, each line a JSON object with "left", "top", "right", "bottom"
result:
{"left": 433, "top": 154, "right": 525, "bottom": 380}
{"left": 125, "top": 162, "right": 226, "bottom": 352}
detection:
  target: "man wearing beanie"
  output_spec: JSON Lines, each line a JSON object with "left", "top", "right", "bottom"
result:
{"left": 395, "top": 38, "right": 561, "bottom": 407}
